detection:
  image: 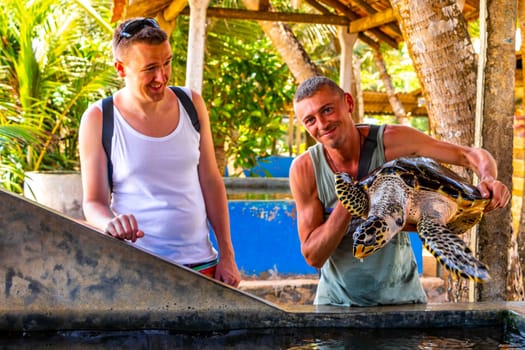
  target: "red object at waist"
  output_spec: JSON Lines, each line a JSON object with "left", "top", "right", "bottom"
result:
{"left": 197, "top": 265, "right": 216, "bottom": 278}
{"left": 185, "top": 258, "right": 218, "bottom": 278}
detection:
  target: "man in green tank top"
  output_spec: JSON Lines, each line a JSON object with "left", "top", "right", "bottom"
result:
{"left": 289, "top": 76, "right": 510, "bottom": 306}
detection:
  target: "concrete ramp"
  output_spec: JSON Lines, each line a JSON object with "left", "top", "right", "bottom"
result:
{"left": 2, "top": 188, "right": 525, "bottom": 335}
{"left": 0, "top": 189, "right": 285, "bottom": 332}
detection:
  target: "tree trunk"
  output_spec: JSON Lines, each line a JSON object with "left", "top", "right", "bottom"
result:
{"left": 390, "top": 0, "right": 477, "bottom": 302}
{"left": 372, "top": 47, "right": 410, "bottom": 125}
{"left": 242, "top": 0, "right": 320, "bottom": 83}
{"left": 478, "top": 0, "right": 520, "bottom": 302}
{"left": 390, "top": 0, "right": 476, "bottom": 148}
{"left": 389, "top": 0, "right": 519, "bottom": 302}
{"left": 353, "top": 56, "right": 364, "bottom": 123}
{"left": 242, "top": 0, "right": 320, "bottom": 148}
{"left": 516, "top": 0, "right": 525, "bottom": 301}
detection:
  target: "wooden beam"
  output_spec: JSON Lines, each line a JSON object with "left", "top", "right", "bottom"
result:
{"left": 303, "top": 0, "right": 397, "bottom": 49}
{"left": 179, "top": 7, "right": 350, "bottom": 25}
{"left": 163, "top": 0, "right": 188, "bottom": 21}
{"left": 316, "top": 0, "right": 398, "bottom": 48}
{"left": 352, "top": 0, "right": 383, "bottom": 15}
{"left": 466, "top": 0, "right": 480, "bottom": 11}
{"left": 316, "top": 0, "right": 358, "bottom": 19}
{"left": 178, "top": 4, "right": 398, "bottom": 48}
{"left": 362, "top": 91, "right": 428, "bottom": 116}
{"left": 349, "top": 8, "right": 396, "bottom": 33}
{"left": 363, "top": 27, "right": 398, "bottom": 49}
{"left": 358, "top": 33, "right": 380, "bottom": 49}
{"left": 123, "top": 0, "right": 169, "bottom": 18}
{"left": 303, "top": 0, "right": 333, "bottom": 15}
{"left": 258, "top": 0, "right": 270, "bottom": 11}
{"left": 351, "top": 0, "right": 401, "bottom": 36}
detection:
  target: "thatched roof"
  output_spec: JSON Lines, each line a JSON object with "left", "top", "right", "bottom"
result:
{"left": 111, "top": 0, "right": 479, "bottom": 50}
{"left": 110, "top": 0, "right": 480, "bottom": 117}
{"left": 363, "top": 90, "right": 426, "bottom": 117}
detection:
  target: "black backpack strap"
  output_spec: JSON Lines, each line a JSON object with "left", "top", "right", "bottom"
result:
{"left": 169, "top": 86, "right": 200, "bottom": 132}
{"left": 101, "top": 96, "right": 114, "bottom": 192}
{"left": 357, "top": 124, "right": 380, "bottom": 180}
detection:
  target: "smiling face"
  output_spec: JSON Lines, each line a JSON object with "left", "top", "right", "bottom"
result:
{"left": 115, "top": 41, "right": 173, "bottom": 103}
{"left": 294, "top": 85, "right": 355, "bottom": 148}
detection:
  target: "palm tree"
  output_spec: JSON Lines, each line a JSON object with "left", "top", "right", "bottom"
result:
{"left": 0, "top": 0, "right": 120, "bottom": 192}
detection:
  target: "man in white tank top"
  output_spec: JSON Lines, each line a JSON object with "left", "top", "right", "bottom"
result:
{"left": 289, "top": 76, "right": 510, "bottom": 306}
{"left": 78, "top": 17, "right": 240, "bottom": 287}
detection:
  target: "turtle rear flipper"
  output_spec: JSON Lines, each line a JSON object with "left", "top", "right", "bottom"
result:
{"left": 447, "top": 211, "right": 485, "bottom": 235}
{"left": 417, "top": 217, "right": 491, "bottom": 282}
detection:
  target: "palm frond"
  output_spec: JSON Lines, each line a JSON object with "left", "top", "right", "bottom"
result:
{"left": 0, "top": 0, "right": 119, "bottom": 190}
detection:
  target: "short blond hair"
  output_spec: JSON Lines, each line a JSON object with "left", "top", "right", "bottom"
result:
{"left": 294, "top": 76, "right": 345, "bottom": 103}
{"left": 112, "top": 17, "right": 167, "bottom": 59}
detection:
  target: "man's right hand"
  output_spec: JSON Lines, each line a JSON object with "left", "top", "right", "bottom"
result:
{"left": 105, "top": 214, "right": 144, "bottom": 242}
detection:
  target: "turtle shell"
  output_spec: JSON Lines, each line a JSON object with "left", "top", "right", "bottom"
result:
{"left": 360, "top": 157, "right": 488, "bottom": 209}
{"left": 334, "top": 156, "right": 492, "bottom": 282}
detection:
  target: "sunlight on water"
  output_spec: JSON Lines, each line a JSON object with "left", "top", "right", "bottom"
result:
{"left": 2, "top": 326, "right": 525, "bottom": 349}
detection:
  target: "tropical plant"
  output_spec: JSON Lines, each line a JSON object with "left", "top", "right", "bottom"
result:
{"left": 206, "top": 22, "right": 295, "bottom": 174}
{"left": 172, "top": 16, "right": 296, "bottom": 175}
{"left": 0, "top": 0, "right": 120, "bottom": 192}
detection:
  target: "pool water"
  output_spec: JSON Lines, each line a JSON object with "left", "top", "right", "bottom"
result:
{"left": 2, "top": 325, "right": 524, "bottom": 349}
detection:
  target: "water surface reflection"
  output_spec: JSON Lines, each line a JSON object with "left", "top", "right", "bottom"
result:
{"left": 2, "top": 326, "right": 524, "bottom": 349}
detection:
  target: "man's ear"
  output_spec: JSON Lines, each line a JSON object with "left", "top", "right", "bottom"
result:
{"left": 344, "top": 92, "right": 354, "bottom": 113}
{"left": 114, "top": 60, "right": 125, "bottom": 78}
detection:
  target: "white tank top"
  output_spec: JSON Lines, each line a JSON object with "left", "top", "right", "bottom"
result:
{"left": 96, "top": 87, "right": 217, "bottom": 265}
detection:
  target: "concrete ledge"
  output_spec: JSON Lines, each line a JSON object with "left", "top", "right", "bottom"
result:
{"left": 223, "top": 177, "right": 290, "bottom": 191}
{"left": 2, "top": 302, "right": 525, "bottom": 332}
{"left": 2, "top": 188, "right": 525, "bottom": 334}
{"left": 239, "top": 276, "right": 446, "bottom": 305}
{"left": 239, "top": 278, "right": 319, "bottom": 305}
{"left": 0, "top": 189, "right": 283, "bottom": 332}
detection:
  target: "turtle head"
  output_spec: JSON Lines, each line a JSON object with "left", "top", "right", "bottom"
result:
{"left": 353, "top": 216, "right": 389, "bottom": 258}
{"left": 335, "top": 172, "right": 369, "bottom": 218}
{"left": 353, "top": 206, "right": 405, "bottom": 259}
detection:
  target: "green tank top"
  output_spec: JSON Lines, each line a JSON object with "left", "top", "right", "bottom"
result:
{"left": 309, "top": 124, "right": 427, "bottom": 306}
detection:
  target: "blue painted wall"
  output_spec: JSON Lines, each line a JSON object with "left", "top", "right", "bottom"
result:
{"left": 409, "top": 232, "right": 423, "bottom": 274}
{"left": 227, "top": 200, "right": 316, "bottom": 275}
{"left": 212, "top": 200, "right": 423, "bottom": 276}
{"left": 243, "top": 156, "right": 294, "bottom": 177}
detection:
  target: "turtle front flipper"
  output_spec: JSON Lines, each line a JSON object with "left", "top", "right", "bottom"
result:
{"left": 417, "top": 217, "right": 491, "bottom": 282}
{"left": 335, "top": 172, "right": 368, "bottom": 217}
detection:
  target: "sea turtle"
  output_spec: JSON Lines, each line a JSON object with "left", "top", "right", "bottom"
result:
{"left": 335, "top": 156, "right": 491, "bottom": 282}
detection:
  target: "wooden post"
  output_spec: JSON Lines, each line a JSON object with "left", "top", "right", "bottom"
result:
{"left": 338, "top": 27, "right": 359, "bottom": 121}
{"left": 186, "top": 0, "right": 211, "bottom": 93}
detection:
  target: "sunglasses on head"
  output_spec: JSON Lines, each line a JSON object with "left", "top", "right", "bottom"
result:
{"left": 118, "top": 18, "right": 160, "bottom": 42}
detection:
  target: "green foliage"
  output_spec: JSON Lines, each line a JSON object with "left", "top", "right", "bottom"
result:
{"left": 355, "top": 42, "right": 420, "bottom": 94}
{"left": 172, "top": 17, "right": 296, "bottom": 174}
{"left": 292, "top": 23, "right": 339, "bottom": 79}
{"left": 0, "top": 0, "right": 119, "bottom": 191}
{"left": 365, "top": 115, "right": 429, "bottom": 132}
{"left": 0, "top": 0, "right": 429, "bottom": 189}
{"left": 205, "top": 23, "right": 295, "bottom": 174}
